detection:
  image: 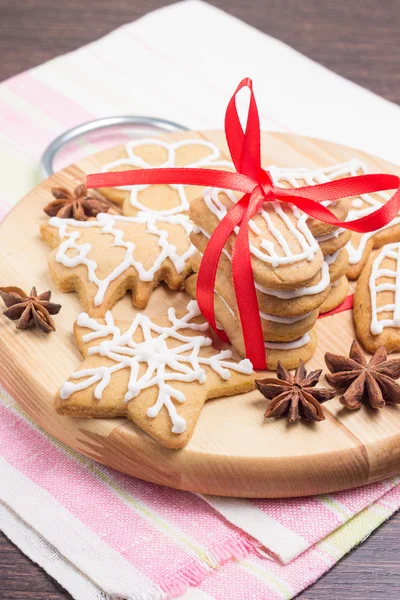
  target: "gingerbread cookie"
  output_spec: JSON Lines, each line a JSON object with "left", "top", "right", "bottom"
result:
{"left": 319, "top": 276, "right": 349, "bottom": 314}
{"left": 99, "top": 138, "right": 233, "bottom": 216}
{"left": 354, "top": 243, "right": 400, "bottom": 352}
{"left": 41, "top": 213, "right": 195, "bottom": 316}
{"left": 338, "top": 159, "right": 400, "bottom": 280}
{"left": 185, "top": 276, "right": 317, "bottom": 370}
{"left": 317, "top": 228, "right": 352, "bottom": 257}
{"left": 325, "top": 248, "right": 349, "bottom": 283}
{"left": 267, "top": 163, "right": 351, "bottom": 238}
{"left": 190, "top": 232, "right": 331, "bottom": 316}
{"left": 190, "top": 188, "right": 324, "bottom": 290}
{"left": 186, "top": 272, "right": 319, "bottom": 342}
{"left": 55, "top": 300, "right": 254, "bottom": 448}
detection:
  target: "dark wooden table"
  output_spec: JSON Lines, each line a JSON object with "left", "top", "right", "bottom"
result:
{"left": 1, "top": 1, "right": 400, "bottom": 598}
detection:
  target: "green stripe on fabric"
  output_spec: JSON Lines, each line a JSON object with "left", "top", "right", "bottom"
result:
{"left": 0, "top": 88, "right": 62, "bottom": 134}
{"left": 318, "top": 495, "right": 352, "bottom": 521}
{"left": 240, "top": 559, "right": 294, "bottom": 599}
{"left": 317, "top": 502, "right": 392, "bottom": 561}
{"left": 0, "top": 139, "right": 39, "bottom": 204}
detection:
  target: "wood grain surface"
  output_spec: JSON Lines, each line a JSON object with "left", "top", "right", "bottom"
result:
{"left": 1, "top": 0, "right": 400, "bottom": 598}
{"left": 4, "top": 131, "right": 400, "bottom": 500}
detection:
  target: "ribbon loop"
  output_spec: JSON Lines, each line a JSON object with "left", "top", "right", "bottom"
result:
{"left": 85, "top": 78, "right": 400, "bottom": 370}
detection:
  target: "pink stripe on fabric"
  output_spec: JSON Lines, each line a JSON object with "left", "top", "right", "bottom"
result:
{"left": 197, "top": 558, "right": 284, "bottom": 600}
{"left": 253, "top": 496, "right": 342, "bottom": 544}
{"left": 0, "top": 403, "right": 258, "bottom": 597}
{"left": 198, "top": 544, "right": 334, "bottom": 599}
{"left": 6, "top": 73, "right": 95, "bottom": 128}
{"left": 251, "top": 548, "right": 332, "bottom": 593}
{"left": 0, "top": 405, "right": 201, "bottom": 586}
{"left": 111, "top": 471, "right": 252, "bottom": 554}
{"left": 0, "top": 98, "right": 54, "bottom": 157}
{"left": 376, "top": 483, "right": 400, "bottom": 509}
{"left": 0, "top": 200, "right": 9, "bottom": 221}
{"left": 330, "top": 478, "right": 397, "bottom": 513}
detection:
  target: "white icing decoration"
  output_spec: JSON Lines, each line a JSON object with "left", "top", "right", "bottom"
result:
{"left": 101, "top": 138, "right": 232, "bottom": 216}
{"left": 195, "top": 240, "right": 330, "bottom": 300}
{"left": 214, "top": 286, "right": 312, "bottom": 324}
{"left": 324, "top": 250, "right": 340, "bottom": 266}
{"left": 264, "top": 333, "right": 311, "bottom": 350}
{"left": 258, "top": 310, "right": 312, "bottom": 324}
{"left": 369, "top": 243, "right": 400, "bottom": 334}
{"left": 315, "top": 228, "right": 346, "bottom": 243}
{"left": 327, "top": 159, "right": 396, "bottom": 265}
{"left": 49, "top": 213, "right": 195, "bottom": 306}
{"left": 213, "top": 289, "right": 312, "bottom": 350}
{"left": 255, "top": 262, "right": 331, "bottom": 299}
{"left": 60, "top": 301, "right": 253, "bottom": 434}
{"left": 265, "top": 162, "right": 351, "bottom": 209}
{"left": 202, "top": 187, "right": 319, "bottom": 268}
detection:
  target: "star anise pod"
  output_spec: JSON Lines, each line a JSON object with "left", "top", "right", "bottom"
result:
{"left": 44, "top": 183, "right": 120, "bottom": 220}
{"left": 255, "top": 360, "right": 335, "bottom": 423}
{"left": 0, "top": 286, "right": 61, "bottom": 333}
{"left": 325, "top": 339, "right": 400, "bottom": 410}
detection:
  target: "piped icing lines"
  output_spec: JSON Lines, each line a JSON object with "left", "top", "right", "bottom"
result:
{"left": 255, "top": 261, "right": 331, "bottom": 298}
{"left": 266, "top": 163, "right": 353, "bottom": 208}
{"left": 101, "top": 138, "right": 233, "bottom": 216}
{"left": 340, "top": 161, "right": 394, "bottom": 266}
{"left": 59, "top": 301, "right": 253, "bottom": 438}
{"left": 369, "top": 243, "right": 400, "bottom": 335}
{"left": 202, "top": 188, "right": 319, "bottom": 268}
{"left": 264, "top": 333, "right": 310, "bottom": 350}
{"left": 48, "top": 213, "right": 195, "bottom": 308}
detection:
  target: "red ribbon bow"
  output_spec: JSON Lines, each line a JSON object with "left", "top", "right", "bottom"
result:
{"left": 86, "top": 78, "right": 400, "bottom": 369}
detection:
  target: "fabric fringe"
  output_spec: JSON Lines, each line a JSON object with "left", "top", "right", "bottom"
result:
{"left": 161, "top": 535, "right": 259, "bottom": 597}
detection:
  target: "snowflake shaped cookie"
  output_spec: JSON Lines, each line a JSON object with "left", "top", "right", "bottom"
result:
{"left": 55, "top": 300, "right": 254, "bottom": 448}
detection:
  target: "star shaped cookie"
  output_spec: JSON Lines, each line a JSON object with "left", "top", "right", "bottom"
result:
{"left": 55, "top": 300, "right": 254, "bottom": 448}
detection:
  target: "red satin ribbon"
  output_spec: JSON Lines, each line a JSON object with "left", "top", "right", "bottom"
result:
{"left": 318, "top": 294, "right": 354, "bottom": 319}
{"left": 86, "top": 78, "right": 400, "bottom": 369}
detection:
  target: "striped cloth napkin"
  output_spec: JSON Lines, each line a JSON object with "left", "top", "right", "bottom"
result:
{"left": 2, "top": 2, "right": 400, "bottom": 599}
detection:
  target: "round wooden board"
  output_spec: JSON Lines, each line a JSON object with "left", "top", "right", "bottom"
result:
{"left": 2, "top": 130, "right": 400, "bottom": 499}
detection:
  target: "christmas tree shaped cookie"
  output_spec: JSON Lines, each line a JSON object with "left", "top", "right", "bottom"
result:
{"left": 41, "top": 213, "right": 195, "bottom": 316}
{"left": 41, "top": 137, "right": 233, "bottom": 316}
{"left": 55, "top": 300, "right": 254, "bottom": 449}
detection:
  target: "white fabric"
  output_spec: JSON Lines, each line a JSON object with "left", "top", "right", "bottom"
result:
{"left": 201, "top": 496, "right": 309, "bottom": 562}
{"left": 0, "top": 503, "right": 109, "bottom": 600}
{"left": 0, "top": 458, "right": 163, "bottom": 600}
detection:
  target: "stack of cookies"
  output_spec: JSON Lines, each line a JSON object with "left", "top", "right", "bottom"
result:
{"left": 266, "top": 164, "right": 352, "bottom": 315}
{"left": 186, "top": 184, "right": 351, "bottom": 370}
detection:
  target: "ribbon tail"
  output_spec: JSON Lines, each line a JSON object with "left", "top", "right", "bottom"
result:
{"left": 231, "top": 187, "right": 271, "bottom": 370}
{"left": 196, "top": 195, "right": 250, "bottom": 343}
